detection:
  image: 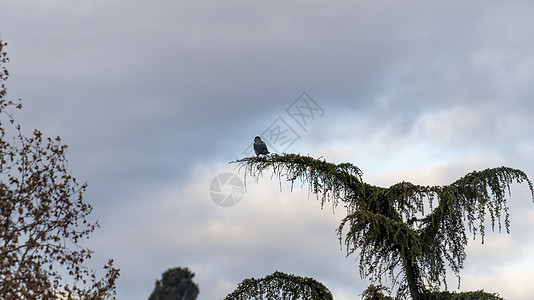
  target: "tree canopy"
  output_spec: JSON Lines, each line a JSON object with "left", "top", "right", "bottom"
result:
{"left": 224, "top": 271, "right": 333, "bottom": 300}
{"left": 149, "top": 267, "right": 199, "bottom": 300}
{"left": 233, "top": 154, "right": 534, "bottom": 299}
{"left": 0, "top": 40, "right": 119, "bottom": 299}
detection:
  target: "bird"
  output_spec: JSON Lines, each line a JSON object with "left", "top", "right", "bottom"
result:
{"left": 253, "top": 136, "right": 270, "bottom": 156}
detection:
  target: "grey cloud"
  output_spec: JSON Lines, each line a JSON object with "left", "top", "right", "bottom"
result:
{"left": 2, "top": 0, "right": 534, "bottom": 299}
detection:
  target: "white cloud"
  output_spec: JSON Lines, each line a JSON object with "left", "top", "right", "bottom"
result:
{"left": 92, "top": 162, "right": 367, "bottom": 299}
{"left": 460, "top": 240, "right": 534, "bottom": 299}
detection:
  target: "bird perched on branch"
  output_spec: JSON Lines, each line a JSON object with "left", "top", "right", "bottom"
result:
{"left": 253, "top": 136, "right": 270, "bottom": 156}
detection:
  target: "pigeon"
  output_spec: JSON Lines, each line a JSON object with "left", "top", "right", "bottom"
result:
{"left": 253, "top": 136, "right": 270, "bottom": 156}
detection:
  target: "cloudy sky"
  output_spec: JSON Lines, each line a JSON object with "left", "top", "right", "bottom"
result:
{"left": 2, "top": 1, "right": 534, "bottom": 299}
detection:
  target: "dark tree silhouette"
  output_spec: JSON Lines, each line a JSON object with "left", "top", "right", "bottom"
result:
{"left": 233, "top": 154, "right": 534, "bottom": 299}
{"left": 361, "top": 285, "right": 397, "bottom": 300}
{"left": 359, "top": 285, "right": 504, "bottom": 300}
{"left": 149, "top": 267, "right": 199, "bottom": 300}
{"left": 224, "top": 271, "right": 333, "bottom": 300}
{"left": 0, "top": 40, "right": 119, "bottom": 299}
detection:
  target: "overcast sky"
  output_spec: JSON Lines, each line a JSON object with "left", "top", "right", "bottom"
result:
{"left": 2, "top": 1, "right": 534, "bottom": 299}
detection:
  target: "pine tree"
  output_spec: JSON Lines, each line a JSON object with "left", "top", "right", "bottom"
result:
{"left": 149, "top": 267, "right": 199, "bottom": 300}
{"left": 224, "top": 271, "right": 332, "bottom": 300}
{"left": 233, "top": 154, "right": 534, "bottom": 299}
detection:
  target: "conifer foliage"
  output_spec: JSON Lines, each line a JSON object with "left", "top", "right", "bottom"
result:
{"left": 224, "top": 271, "right": 333, "bottom": 300}
{"left": 233, "top": 154, "right": 534, "bottom": 299}
{"left": 149, "top": 267, "right": 199, "bottom": 300}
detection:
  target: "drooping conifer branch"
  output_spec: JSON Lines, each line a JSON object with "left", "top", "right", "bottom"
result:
{"left": 231, "top": 154, "right": 534, "bottom": 299}
{"left": 233, "top": 154, "right": 364, "bottom": 210}
{"left": 224, "top": 271, "right": 333, "bottom": 300}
